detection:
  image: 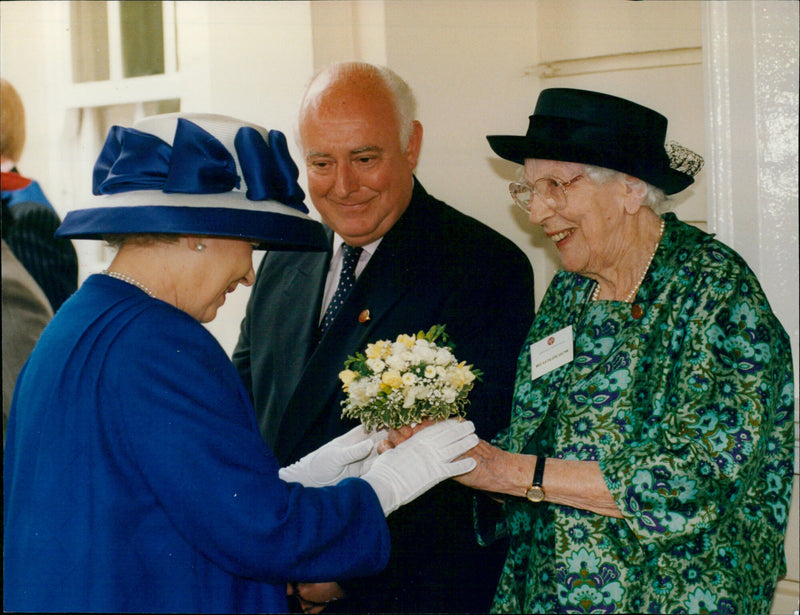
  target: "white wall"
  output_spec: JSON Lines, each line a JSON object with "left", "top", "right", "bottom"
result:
{"left": 703, "top": 4, "right": 799, "bottom": 609}
{"left": 390, "top": 1, "right": 705, "bottom": 306}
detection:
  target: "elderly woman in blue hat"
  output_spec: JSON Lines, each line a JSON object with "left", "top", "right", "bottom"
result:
{"left": 453, "top": 89, "right": 794, "bottom": 613}
{"left": 2, "top": 113, "right": 479, "bottom": 614}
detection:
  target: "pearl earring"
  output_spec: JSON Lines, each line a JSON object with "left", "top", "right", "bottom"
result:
{"left": 196, "top": 243, "right": 206, "bottom": 252}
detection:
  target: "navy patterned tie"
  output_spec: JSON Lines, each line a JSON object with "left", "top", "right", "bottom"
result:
{"left": 320, "top": 244, "right": 363, "bottom": 333}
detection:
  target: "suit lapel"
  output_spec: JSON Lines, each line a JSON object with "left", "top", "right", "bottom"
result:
{"left": 274, "top": 197, "right": 423, "bottom": 460}
{"left": 256, "top": 238, "right": 331, "bottom": 449}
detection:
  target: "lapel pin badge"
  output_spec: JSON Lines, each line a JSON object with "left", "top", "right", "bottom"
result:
{"left": 358, "top": 309, "right": 371, "bottom": 323}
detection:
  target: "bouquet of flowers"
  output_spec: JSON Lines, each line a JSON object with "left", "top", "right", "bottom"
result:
{"left": 339, "top": 325, "right": 482, "bottom": 431}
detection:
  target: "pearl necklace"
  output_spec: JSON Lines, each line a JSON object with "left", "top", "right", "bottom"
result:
{"left": 592, "top": 218, "right": 665, "bottom": 303}
{"left": 103, "top": 269, "right": 156, "bottom": 298}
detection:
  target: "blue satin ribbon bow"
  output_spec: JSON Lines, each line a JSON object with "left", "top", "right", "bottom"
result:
{"left": 93, "top": 118, "right": 307, "bottom": 212}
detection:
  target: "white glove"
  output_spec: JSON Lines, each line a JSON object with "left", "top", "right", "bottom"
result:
{"left": 361, "top": 418, "right": 478, "bottom": 516}
{"left": 278, "top": 425, "right": 388, "bottom": 487}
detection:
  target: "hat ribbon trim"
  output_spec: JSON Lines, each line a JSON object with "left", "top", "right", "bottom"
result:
{"left": 234, "top": 128, "right": 307, "bottom": 210}
{"left": 92, "top": 119, "right": 308, "bottom": 213}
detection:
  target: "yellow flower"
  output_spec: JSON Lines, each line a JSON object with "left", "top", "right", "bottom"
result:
{"left": 365, "top": 340, "right": 388, "bottom": 360}
{"left": 460, "top": 361, "right": 477, "bottom": 384}
{"left": 339, "top": 369, "right": 357, "bottom": 391}
{"left": 381, "top": 369, "right": 403, "bottom": 389}
{"left": 446, "top": 369, "right": 465, "bottom": 389}
{"left": 446, "top": 362, "right": 476, "bottom": 389}
{"left": 395, "top": 333, "right": 415, "bottom": 349}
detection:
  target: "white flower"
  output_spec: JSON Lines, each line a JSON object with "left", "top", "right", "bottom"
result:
{"left": 461, "top": 364, "right": 477, "bottom": 384}
{"left": 415, "top": 385, "right": 432, "bottom": 400}
{"left": 434, "top": 347, "right": 454, "bottom": 366}
{"left": 402, "top": 372, "right": 417, "bottom": 386}
{"left": 391, "top": 341, "right": 410, "bottom": 357}
{"left": 411, "top": 341, "right": 436, "bottom": 364}
{"left": 385, "top": 353, "right": 408, "bottom": 371}
{"left": 340, "top": 326, "right": 480, "bottom": 430}
{"left": 348, "top": 381, "right": 370, "bottom": 406}
{"left": 366, "top": 358, "right": 386, "bottom": 373}
{"left": 365, "top": 381, "right": 381, "bottom": 398}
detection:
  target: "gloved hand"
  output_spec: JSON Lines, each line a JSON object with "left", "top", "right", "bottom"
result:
{"left": 279, "top": 425, "right": 388, "bottom": 487}
{"left": 361, "top": 418, "right": 478, "bottom": 516}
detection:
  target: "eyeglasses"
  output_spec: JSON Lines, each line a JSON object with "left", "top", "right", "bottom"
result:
{"left": 508, "top": 174, "right": 584, "bottom": 213}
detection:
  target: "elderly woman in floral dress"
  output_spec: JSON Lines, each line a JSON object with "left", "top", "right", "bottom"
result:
{"left": 453, "top": 89, "right": 794, "bottom": 614}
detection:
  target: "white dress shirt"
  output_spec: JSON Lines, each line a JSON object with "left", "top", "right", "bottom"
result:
{"left": 319, "top": 234, "right": 382, "bottom": 323}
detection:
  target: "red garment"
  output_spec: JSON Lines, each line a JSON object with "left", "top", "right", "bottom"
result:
{"left": 1, "top": 171, "right": 33, "bottom": 191}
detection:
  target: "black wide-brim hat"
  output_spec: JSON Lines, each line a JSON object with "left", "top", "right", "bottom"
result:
{"left": 487, "top": 88, "right": 698, "bottom": 195}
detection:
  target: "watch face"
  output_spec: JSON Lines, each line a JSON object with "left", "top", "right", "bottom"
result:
{"left": 526, "top": 485, "right": 545, "bottom": 503}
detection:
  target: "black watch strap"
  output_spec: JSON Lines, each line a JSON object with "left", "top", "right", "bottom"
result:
{"left": 533, "top": 455, "right": 546, "bottom": 487}
{"left": 531, "top": 455, "right": 547, "bottom": 487}
{"left": 525, "top": 455, "right": 546, "bottom": 502}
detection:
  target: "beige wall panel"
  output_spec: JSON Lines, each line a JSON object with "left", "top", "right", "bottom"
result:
{"left": 537, "top": 0, "right": 702, "bottom": 61}
{"left": 0, "top": 1, "right": 60, "bottom": 199}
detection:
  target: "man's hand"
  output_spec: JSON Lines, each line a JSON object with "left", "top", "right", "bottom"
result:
{"left": 288, "top": 581, "right": 344, "bottom": 614}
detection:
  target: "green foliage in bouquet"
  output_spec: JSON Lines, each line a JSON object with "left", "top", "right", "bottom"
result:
{"left": 339, "top": 325, "right": 483, "bottom": 431}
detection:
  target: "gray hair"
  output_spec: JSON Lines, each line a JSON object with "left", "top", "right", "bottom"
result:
{"left": 297, "top": 61, "right": 417, "bottom": 148}
{"left": 103, "top": 233, "right": 180, "bottom": 250}
{"left": 583, "top": 164, "right": 668, "bottom": 213}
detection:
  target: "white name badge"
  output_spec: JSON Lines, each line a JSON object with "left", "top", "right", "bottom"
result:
{"left": 530, "top": 325, "right": 574, "bottom": 380}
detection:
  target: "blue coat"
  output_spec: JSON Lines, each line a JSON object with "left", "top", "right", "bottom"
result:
{"left": 4, "top": 275, "right": 390, "bottom": 613}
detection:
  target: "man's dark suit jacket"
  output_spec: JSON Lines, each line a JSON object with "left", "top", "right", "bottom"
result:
{"left": 233, "top": 179, "right": 535, "bottom": 613}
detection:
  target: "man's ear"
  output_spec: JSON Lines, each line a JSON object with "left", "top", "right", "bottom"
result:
{"left": 405, "top": 121, "right": 423, "bottom": 171}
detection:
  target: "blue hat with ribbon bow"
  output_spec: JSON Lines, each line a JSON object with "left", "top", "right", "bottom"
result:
{"left": 56, "top": 113, "right": 328, "bottom": 251}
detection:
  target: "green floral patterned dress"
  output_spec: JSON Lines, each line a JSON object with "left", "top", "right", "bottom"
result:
{"left": 489, "top": 214, "right": 794, "bottom": 614}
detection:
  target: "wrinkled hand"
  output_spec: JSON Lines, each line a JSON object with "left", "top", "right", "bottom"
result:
{"left": 453, "top": 439, "right": 513, "bottom": 493}
{"left": 362, "top": 418, "right": 479, "bottom": 515}
{"left": 288, "top": 581, "right": 344, "bottom": 614}
{"left": 279, "top": 425, "right": 388, "bottom": 487}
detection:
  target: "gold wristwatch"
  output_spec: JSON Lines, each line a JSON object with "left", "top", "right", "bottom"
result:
{"left": 525, "top": 455, "right": 546, "bottom": 503}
